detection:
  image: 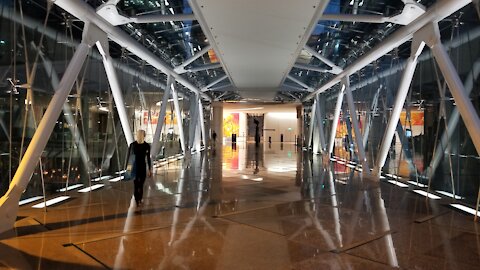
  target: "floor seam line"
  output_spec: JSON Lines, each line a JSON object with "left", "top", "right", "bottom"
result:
{"left": 70, "top": 243, "right": 111, "bottom": 270}
{"left": 217, "top": 216, "right": 287, "bottom": 237}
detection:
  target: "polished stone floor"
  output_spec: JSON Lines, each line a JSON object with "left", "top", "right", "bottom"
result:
{"left": 1, "top": 143, "right": 480, "bottom": 269}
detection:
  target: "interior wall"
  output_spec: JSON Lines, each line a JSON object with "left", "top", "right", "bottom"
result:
{"left": 223, "top": 104, "right": 299, "bottom": 143}
{"left": 263, "top": 112, "right": 297, "bottom": 142}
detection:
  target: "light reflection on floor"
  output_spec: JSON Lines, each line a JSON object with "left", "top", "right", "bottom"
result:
{"left": 0, "top": 143, "right": 479, "bottom": 269}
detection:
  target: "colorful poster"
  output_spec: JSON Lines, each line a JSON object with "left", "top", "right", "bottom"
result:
{"left": 400, "top": 110, "right": 424, "bottom": 126}
{"left": 223, "top": 113, "right": 239, "bottom": 138}
{"left": 208, "top": 49, "right": 219, "bottom": 63}
{"left": 335, "top": 112, "right": 362, "bottom": 138}
{"left": 143, "top": 111, "right": 177, "bottom": 125}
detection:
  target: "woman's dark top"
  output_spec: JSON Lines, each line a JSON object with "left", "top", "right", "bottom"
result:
{"left": 127, "top": 141, "right": 152, "bottom": 178}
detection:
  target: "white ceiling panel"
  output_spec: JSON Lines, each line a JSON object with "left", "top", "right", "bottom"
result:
{"left": 195, "top": 0, "right": 324, "bottom": 89}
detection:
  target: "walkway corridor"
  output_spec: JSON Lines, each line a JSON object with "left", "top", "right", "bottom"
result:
{"left": 1, "top": 143, "right": 479, "bottom": 269}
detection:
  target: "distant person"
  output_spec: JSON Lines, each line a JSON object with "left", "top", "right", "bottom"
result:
{"left": 212, "top": 131, "right": 217, "bottom": 146}
{"left": 126, "top": 129, "right": 152, "bottom": 207}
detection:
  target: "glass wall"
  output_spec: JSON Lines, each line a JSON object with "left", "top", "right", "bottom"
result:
{"left": 315, "top": 13, "right": 480, "bottom": 206}
{"left": 0, "top": 1, "right": 191, "bottom": 200}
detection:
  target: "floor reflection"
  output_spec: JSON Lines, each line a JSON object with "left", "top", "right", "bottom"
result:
{"left": 2, "top": 143, "right": 479, "bottom": 269}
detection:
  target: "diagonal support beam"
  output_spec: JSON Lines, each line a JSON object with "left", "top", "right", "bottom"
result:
{"left": 96, "top": 3, "right": 195, "bottom": 26}
{"left": 303, "top": 46, "right": 342, "bottom": 75}
{"left": 185, "top": 63, "right": 222, "bottom": 73}
{"left": 35, "top": 44, "right": 93, "bottom": 173}
{"left": 319, "top": 1, "right": 425, "bottom": 26}
{"left": 287, "top": 75, "right": 313, "bottom": 92}
{"left": 343, "top": 77, "right": 370, "bottom": 172}
{"left": 282, "top": 82, "right": 312, "bottom": 93}
{"left": 172, "top": 84, "right": 186, "bottom": 153}
{"left": 130, "top": 14, "right": 196, "bottom": 24}
{"left": 294, "top": 63, "right": 336, "bottom": 75}
{"left": 328, "top": 86, "right": 345, "bottom": 156}
{"left": 426, "top": 23, "right": 480, "bottom": 157}
{"left": 303, "top": 0, "right": 471, "bottom": 102}
{"left": 208, "top": 83, "right": 231, "bottom": 92}
{"left": 373, "top": 25, "right": 426, "bottom": 176}
{"left": 96, "top": 33, "right": 134, "bottom": 145}
{"left": 363, "top": 85, "right": 382, "bottom": 149}
{"left": 315, "top": 96, "right": 327, "bottom": 153}
{"left": 427, "top": 57, "right": 480, "bottom": 179}
{"left": 201, "top": 75, "right": 229, "bottom": 92}
{"left": 174, "top": 45, "right": 212, "bottom": 74}
{"left": 188, "top": 95, "right": 200, "bottom": 150}
{"left": 308, "top": 99, "right": 317, "bottom": 150}
{"left": 151, "top": 75, "right": 174, "bottom": 158}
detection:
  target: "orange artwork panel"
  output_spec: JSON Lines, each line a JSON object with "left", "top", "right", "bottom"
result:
{"left": 223, "top": 113, "right": 239, "bottom": 138}
{"left": 400, "top": 110, "right": 424, "bottom": 126}
{"left": 143, "top": 111, "right": 177, "bottom": 125}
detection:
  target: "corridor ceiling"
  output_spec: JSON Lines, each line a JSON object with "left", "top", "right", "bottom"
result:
{"left": 10, "top": 0, "right": 466, "bottom": 103}
{"left": 190, "top": 0, "right": 328, "bottom": 99}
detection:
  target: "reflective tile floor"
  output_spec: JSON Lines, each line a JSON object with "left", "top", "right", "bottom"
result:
{"left": 1, "top": 143, "right": 480, "bottom": 269}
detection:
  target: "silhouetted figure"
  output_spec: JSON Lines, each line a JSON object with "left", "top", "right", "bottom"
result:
{"left": 212, "top": 131, "right": 217, "bottom": 146}
{"left": 254, "top": 118, "right": 260, "bottom": 147}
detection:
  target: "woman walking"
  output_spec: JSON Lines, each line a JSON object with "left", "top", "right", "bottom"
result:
{"left": 126, "top": 129, "right": 152, "bottom": 207}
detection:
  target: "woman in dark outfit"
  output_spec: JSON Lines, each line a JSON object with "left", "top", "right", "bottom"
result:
{"left": 126, "top": 130, "right": 152, "bottom": 207}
